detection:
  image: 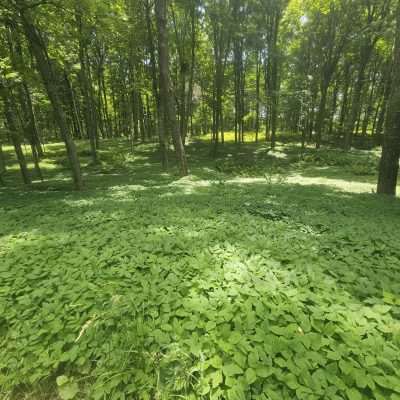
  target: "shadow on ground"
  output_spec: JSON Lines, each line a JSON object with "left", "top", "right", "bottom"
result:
{"left": 1, "top": 139, "right": 400, "bottom": 399}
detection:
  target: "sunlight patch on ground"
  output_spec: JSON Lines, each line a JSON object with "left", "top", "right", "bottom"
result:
{"left": 268, "top": 150, "right": 288, "bottom": 159}
{"left": 168, "top": 175, "right": 213, "bottom": 194}
{"left": 107, "top": 184, "right": 147, "bottom": 200}
{"left": 166, "top": 173, "right": 381, "bottom": 195}
{"left": 61, "top": 199, "right": 96, "bottom": 208}
{"left": 286, "top": 174, "right": 376, "bottom": 194}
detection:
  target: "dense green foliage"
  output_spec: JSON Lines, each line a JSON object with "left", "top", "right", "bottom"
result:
{"left": 0, "top": 0, "right": 397, "bottom": 150}
{"left": 1, "top": 0, "right": 400, "bottom": 398}
{"left": 1, "top": 141, "right": 400, "bottom": 399}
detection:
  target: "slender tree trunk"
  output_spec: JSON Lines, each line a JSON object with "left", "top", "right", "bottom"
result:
{"left": 18, "top": 7, "right": 83, "bottom": 190}
{"left": 186, "top": 4, "right": 196, "bottom": 143}
{"left": 76, "top": 10, "right": 98, "bottom": 162}
{"left": 146, "top": 0, "right": 167, "bottom": 168}
{"left": 23, "top": 83, "right": 43, "bottom": 157}
{"left": 344, "top": 44, "right": 374, "bottom": 150}
{"left": 14, "top": 86, "right": 43, "bottom": 180}
{"left": 138, "top": 92, "right": 146, "bottom": 142}
{"left": 64, "top": 72, "right": 83, "bottom": 140}
{"left": 100, "top": 69, "right": 112, "bottom": 138}
{"left": 155, "top": 0, "right": 188, "bottom": 175}
{"left": 329, "top": 82, "right": 339, "bottom": 137}
{"left": 374, "top": 65, "right": 392, "bottom": 144}
{"left": 0, "top": 142, "right": 6, "bottom": 185}
{"left": 6, "top": 22, "right": 44, "bottom": 158}
{"left": 132, "top": 90, "right": 140, "bottom": 141}
{"left": 0, "top": 84, "right": 31, "bottom": 185}
{"left": 255, "top": 49, "right": 261, "bottom": 142}
{"left": 264, "top": 52, "right": 271, "bottom": 141}
{"left": 315, "top": 82, "right": 329, "bottom": 149}
{"left": 377, "top": 4, "right": 400, "bottom": 195}
{"left": 339, "top": 65, "right": 351, "bottom": 135}
{"left": 361, "top": 64, "right": 379, "bottom": 137}
{"left": 270, "top": 11, "right": 281, "bottom": 149}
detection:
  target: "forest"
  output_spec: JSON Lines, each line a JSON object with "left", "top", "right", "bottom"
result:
{"left": 0, "top": 0, "right": 400, "bottom": 399}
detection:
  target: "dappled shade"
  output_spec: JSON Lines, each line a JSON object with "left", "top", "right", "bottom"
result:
{"left": 1, "top": 140, "right": 400, "bottom": 399}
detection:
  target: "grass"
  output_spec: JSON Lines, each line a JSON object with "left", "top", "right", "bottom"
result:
{"left": 1, "top": 139, "right": 400, "bottom": 400}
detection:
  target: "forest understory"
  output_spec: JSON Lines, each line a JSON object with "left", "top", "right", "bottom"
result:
{"left": 1, "top": 139, "right": 400, "bottom": 400}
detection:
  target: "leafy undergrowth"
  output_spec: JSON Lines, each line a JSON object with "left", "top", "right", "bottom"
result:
{"left": 1, "top": 141, "right": 400, "bottom": 400}
{"left": 212, "top": 144, "right": 379, "bottom": 180}
{"left": 297, "top": 149, "right": 379, "bottom": 176}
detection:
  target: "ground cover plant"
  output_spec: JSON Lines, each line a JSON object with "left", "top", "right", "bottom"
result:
{"left": 2, "top": 0, "right": 400, "bottom": 398}
{"left": 1, "top": 140, "right": 400, "bottom": 400}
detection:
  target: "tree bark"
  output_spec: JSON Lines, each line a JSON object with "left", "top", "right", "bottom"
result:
{"left": 377, "top": 4, "right": 400, "bottom": 195}
{"left": 18, "top": 5, "right": 83, "bottom": 190}
{"left": 270, "top": 11, "right": 281, "bottom": 149}
{"left": 315, "top": 81, "right": 329, "bottom": 148}
{"left": 0, "top": 84, "right": 31, "bottom": 185}
{"left": 76, "top": 9, "right": 98, "bottom": 163}
{"left": 155, "top": 0, "right": 188, "bottom": 175}
{"left": 0, "top": 142, "right": 6, "bottom": 185}
{"left": 344, "top": 43, "right": 375, "bottom": 149}
{"left": 255, "top": 49, "right": 261, "bottom": 142}
{"left": 145, "top": 0, "right": 167, "bottom": 168}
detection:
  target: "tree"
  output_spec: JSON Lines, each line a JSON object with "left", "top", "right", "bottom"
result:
{"left": 0, "top": 82, "right": 31, "bottom": 185}
{"left": 344, "top": 0, "right": 391, "bottom": 150}
{"left": 155, "top": 0, "right": 188, "bottom": 175}
{"left": 0, "top": 139, "right": 5, "bottom": 185}
{"left": 377, "top": 1, "right": 400, "bottom": 195}
{"left": 75, "top": 3, "right": 98, "bottom": 163}
{"left": 13, "top": 0, "right": 83, "bottom": 189}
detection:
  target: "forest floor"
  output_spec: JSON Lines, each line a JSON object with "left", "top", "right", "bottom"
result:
{"left": 1, "top": 138, "right": 400, "bottom": 400}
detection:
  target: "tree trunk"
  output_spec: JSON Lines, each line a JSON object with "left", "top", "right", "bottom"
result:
{"left": 186, "top": 5, "right": 196, "bottom": 143}
{"left": 0, "top": 142, "right": 6, "bottom": 185}
{"left": 6, "top": 21, "right": 44, "bottom": 159}
{"left": 0, "top": 84, "right": 31, "bottom": 185}
{"left": 270, "top": 11, "right": 281, "bottom": 149}
{"left": 155, "top": 0, "right": 188, "bottom": 175}
{"left": 255, "top": 49, "right": 261, "bottom": 142}
{"left": 145, "top": 0, "right": 167, "bottom": 168}
{"left": 76, "top": 9, "right": 98, "bottom": 163}
{"left": 315, "top": 82, "right": 329, "bottom": 149}
{"left": 23, "top": 83, "right": 43, "bottom": 157}
{"left": 18, "top": 7, "right": 83, "bottom": 190}
{"left": 377, "top": 5, "right": 400, "bottom": 195}
{"left": 15, "top": 86, "right": 43, "bottom": 180}
{"left": 374, "top": 64, "right": 392, "bottom": 144}
{"left": 329, "top": 81, "right": 339, "bottom": 137}
{"left": 339, "top": 64, "right": 351, "bottom": 136}
{"left": 344, "top": 44, "right": 374, "bottom": 150}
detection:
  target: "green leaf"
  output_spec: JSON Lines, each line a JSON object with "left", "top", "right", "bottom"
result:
{"left": 229, "top": 331, "right": 242, "bottom": 344}
{"left": 354, "top": 370, "right": 368, "bottom": 389}
{"left": 374, "top": 375, "right": 400, "bottom": 392}
{"left": 346, "top": 388, "right": 362, "bottom": 400}
{"left": 199, "top": 383, "right": 211, "bottom": 396}
{"left": 209, "top": 355, "right": 223, "bottom": 369}
{"left": 339, "top": 360, "right": 353, "bottom": 375}
{"left": 245, "top": 368, "right": 257, "bottom": 384}
{"left": 326, "top": 351, "right": 341, "bottom": 361}
{"left": 56, "top": 375, "right": 69, "bottom": 386}
{"left": 58, "top": 382, "right": 79, "bottom": 400}
{"left": 286, "top": 373, "right": 299, "bottom": 390}
{"left": 233, "top": 352, "right": 247, "bottom": 368}
{"left": 256, "top": 367, "right": 273, "bottom": 378}
{"left": 223, "top": 363, "right": 243, "bottom": 377}
{"left": 210, "top": 370, "right": 223, "bottom": 388}
{"left": 227, "top": 385, "right": 246, "bottom": 400}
